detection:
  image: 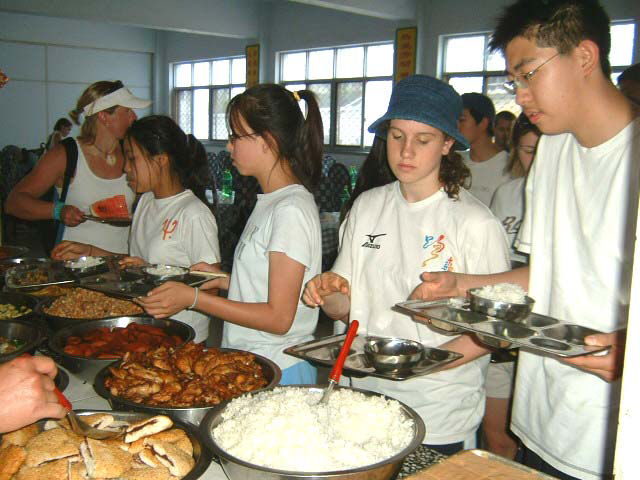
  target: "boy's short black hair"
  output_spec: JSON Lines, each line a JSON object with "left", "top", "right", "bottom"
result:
{"left": 490, "top": 0, "right": 611, "bottom": 76}
{"left": 619, "top": 63, "right": 640, "bottom": 84}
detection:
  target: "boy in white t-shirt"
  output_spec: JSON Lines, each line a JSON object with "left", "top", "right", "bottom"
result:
{"left": 457, "top": 93, "right": 512, "bottom": 206}
{"left": 303, "top": 75, "right": 511, "bottom": 455}
{"left": 412, "top": 1, "right": 638, "bottom": 479}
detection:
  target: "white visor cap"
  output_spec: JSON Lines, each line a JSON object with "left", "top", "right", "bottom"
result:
{"left": 83, "top": 87, "right": 152, "bottom": 116}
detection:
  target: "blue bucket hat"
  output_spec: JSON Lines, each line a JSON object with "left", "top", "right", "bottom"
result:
{"left": 368, "top": 74, "right": 469, "bottom": 149}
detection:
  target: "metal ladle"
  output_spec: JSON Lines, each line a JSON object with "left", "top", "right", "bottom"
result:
{"left": 319, "top": 319, "right": 359, "bottom": 404}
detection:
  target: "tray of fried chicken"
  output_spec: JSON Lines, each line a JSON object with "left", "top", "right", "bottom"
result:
{"left": 0, "top": 411, "right": 210, "bottom": 479}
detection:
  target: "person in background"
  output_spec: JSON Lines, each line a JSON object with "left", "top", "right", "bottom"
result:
{"left": 52, "top": 115, "right": 220, "bottom": 343}
{"left": 411, "top": 1, "right": 637, "bottom": 478}
{"left": 457, "top": 92, "right": 512, "bottom": 205}
{"left": 493, "top": 110, "right": 517, "bottom": 152}
{"left": 44, "top": 117, "right": 72, "bottom": 152}
{"left": 491, "top": 113, "right": 541, "bottom": 265}
{"left": 481, "top": 113, "right": 541, "bottom": 460}
{"left": 617, "top": 62, "right": 640, "bottom": 107}
{"left": 0, "top": 356, "right": 66, "bottom": 433}
{"left": 303, "top": 75, "right": 511, "bottom": 455}
{"left": 136, "top": 84, "right": 323, "bottom": 385}
{"left": 5, "top": 80, "right": 150, "bottom": 254}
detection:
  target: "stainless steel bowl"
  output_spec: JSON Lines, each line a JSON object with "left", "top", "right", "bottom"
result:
{"left": 36, "top": 296, "right": 145, "bottom": 331}
{"left": 94, "top": 348, "right": 282, "bottom": 426}
{"left": 200, "top": 385, "right": 426, "bottom": 480}
{"left": 47, "top": 316, "right": 196, "bottom": 383}
{"left": 0, "top": 319, "right": 44, "bottom": 363}
{"left": 0, "top": 292, "right": 39, "bottom": 323}
{"left": 363, "top": 337, "right": 423, "bottom": 373}
{"left": 144, "top": 264, "right": 189, "bottom": 282}
{"left": 64, "top": 255, "right": 109, "bottom": 276}
{"left": 29, "top": 410, "right": 210, "bottom": 479}
{"left": 468, "top": 288, "right": 535, "bottom": 322}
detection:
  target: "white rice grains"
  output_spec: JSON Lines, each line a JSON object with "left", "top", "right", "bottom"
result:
{"left": 473, "top": 283, "right": 528, "bottom": 304}
{"left": 212, "top": 387, "right": 415, "bottom": 472}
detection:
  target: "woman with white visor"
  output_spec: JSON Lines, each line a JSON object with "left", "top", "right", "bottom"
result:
{"left": 6, "top": 80, "right": 150, "bottom": 253}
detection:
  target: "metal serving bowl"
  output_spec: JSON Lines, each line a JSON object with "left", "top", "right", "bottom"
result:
{"left": 47, "top": 316, "right": 195, "bottom": 383}
{"left": 0, "top": 319, "right": 44, "bottom": 363}
{"left": 0, "top": 292, "right": 40, "bottom": 323}
{"left": 36, "top": 296, "right": 145, "bottom": 331}
{"left": 64, "top": 255, "right": 109, "bottom": 276}
{"left": 468, "top": 288, "right": 535, "bottom": 323}
{"left": 144, "top": 264, "right": 189, "bottom": 282}
{"left": 200, "top": 385, "right": 426, "bottom": 480}
{"left": 24, "top": 410, "right": 210, "bottom": 480}
{"left": 363, "top": 337, "right": 424, "bottom": 373}
{"left": 94, "top": 348, "right": 282, "bottom": 426}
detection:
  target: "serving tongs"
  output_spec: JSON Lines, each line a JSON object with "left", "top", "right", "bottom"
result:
{"left": 53, "top": 388, "right": 125, "bottom": 440}
{"left": 319, "top": 319, "right": 359, "bottom": 404}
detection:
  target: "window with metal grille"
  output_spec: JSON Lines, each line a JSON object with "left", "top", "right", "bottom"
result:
{"left": 173, "top": 56, "right": 246, "bottom": 141}
{"left": 441, "top": 21, "right": 636, "bottom": 116}
{"left": 279, "top": 42, "right": 394, "bottom": 149}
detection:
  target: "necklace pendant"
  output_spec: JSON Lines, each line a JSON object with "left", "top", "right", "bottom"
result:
{"left": 106, "top": 153, "right": 116, "bottom": 166}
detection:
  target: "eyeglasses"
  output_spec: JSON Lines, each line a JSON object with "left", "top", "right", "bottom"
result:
{"left": 503, "top": 53, "right": 560, "bottom": 94}
{"left": 228, "top": 132, "right": 259, "bottom": 144}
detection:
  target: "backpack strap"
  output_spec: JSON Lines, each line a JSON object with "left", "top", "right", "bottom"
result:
{"left": 59, "top": 137, "right": 78, "bottom": 203}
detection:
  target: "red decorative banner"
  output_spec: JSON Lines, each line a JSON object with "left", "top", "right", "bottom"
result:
{"left": 394, "top": 27, "right": 417, "bottom": 84}
{"left": 246, "top": 44, "right": 260, "bottom": 88}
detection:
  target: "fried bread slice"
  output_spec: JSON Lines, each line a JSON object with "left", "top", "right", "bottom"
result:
{"left": 0, "top": 444, "right": 26, "bottom": 480}
{"left": 0, "top": 424, "right": 38, "bottom": 448}
{"left": 150, "top": 440, "right": 194, "bottom": 477}
{"left": 15, "top": 458, "right": 68, "bottom": 480}
{"left": 143, "top": 428, "right": 192, "bottom": 456}
{"left": 79, "top": 438, "right": 132, "bottom": 478}
{"left": 24, "top": 428, "right": 79, "bottom": 467}
{"left": 120, "top": 465, "right": 172, "bottom": 480}
{"left": 124, "top": 415, "right": 173, "bottom": 443}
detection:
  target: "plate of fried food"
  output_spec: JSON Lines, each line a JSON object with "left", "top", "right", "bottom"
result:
{"left": 0, "top": 411, "right": 210, "bottom": 479}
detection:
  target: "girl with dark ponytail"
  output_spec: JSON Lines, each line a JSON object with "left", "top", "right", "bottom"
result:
{"left": 139, "top": 85, "right": 323, "bottom": 385}
{"left": 53, "top": 115, "right": 221, "bottom": 342}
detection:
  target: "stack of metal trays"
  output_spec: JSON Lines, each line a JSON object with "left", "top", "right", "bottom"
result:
{"left": 395, "top": 298, "right": 610, "bottom": 357}
{"left": 284, "top": 333, "right": 462, "bottom": 381}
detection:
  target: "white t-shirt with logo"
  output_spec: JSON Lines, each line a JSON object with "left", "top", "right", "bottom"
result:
{"left": 459, "top": 149, "right": 511, "bottom": 206}
{"left": 222, "top": 184, "right": 322, "bottom": 371}
{"left": 513, "top": 118, "right": 640, "bottom": 480}
{"left": 490, "top": 177, "right": 527, "bottom": 263}
{"left": 332, "top": 182, "right": 510, "bottom": 444}
{"left": 130, "top": 190, "right": 220, "bottom": 342}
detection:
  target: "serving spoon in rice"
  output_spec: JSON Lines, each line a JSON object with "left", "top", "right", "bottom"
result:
{"left": 319, "top": 319, "right": 359, "bottom": 404}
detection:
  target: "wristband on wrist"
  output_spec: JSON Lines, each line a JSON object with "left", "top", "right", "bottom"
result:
{"left": 53, "top": 201, "right": 65, "bottom": 221}
{"left": 189, "top": 287, "right": 199, "bottom": 310}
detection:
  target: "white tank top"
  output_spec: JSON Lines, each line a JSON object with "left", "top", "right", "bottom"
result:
{"left": 59, "top": 138, "right": 135, "bottom": 253}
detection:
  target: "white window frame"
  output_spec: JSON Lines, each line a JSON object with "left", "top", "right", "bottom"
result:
{"left": 278, "top": 41, "right": 394, "bottom": 151}
{"left": 172, "top": 56, "right": 246, "bottom": 142}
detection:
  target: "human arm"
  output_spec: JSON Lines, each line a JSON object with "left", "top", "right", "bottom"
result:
{"left": 561, "top": 330, "right": 626, "bottom": 382}
{"left": 302, "top": 272, "right": 350, "bottom": 322}
{"left": 138, "top": 251, "right": 306, "bottom": 335}
{"left": 5, "top": 144, "right": 85, "bottom": 226}
{"left": 0, "top": 356, "right": 67, "bottom": 433}
{"left": 50, "top": 241, "right": 114, "bottom": 260}
{"left": 410, "top": 267, "right": 530, "bottom": 301}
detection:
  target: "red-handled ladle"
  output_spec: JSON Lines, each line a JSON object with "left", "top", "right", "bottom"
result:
{"left": 319, "top": 319, "right": 359, "bottom": 404}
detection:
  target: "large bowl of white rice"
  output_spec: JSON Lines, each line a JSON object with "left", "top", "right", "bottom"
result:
{"left": 200, "top": 385, "right": 425, "bottom": 480}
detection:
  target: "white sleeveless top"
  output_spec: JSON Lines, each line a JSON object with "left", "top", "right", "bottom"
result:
{"left": 59, "top": 138, "right": 135, "bottom": 253}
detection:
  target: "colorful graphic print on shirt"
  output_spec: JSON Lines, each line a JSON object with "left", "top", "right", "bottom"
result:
{"left": 422, "top": 234, "right": 454, "bottom": 271}
{"left": 162, "top": 219, "right": 178, "bottom": 240}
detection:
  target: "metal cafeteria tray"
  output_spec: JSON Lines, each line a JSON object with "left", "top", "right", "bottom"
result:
{"left": 4, "top": 259, "right": 76, "bottom": 290}
{"left": 415, "top": 449, "right": 556, "bottom": 479}
{"left": 284, "top": 333, "right": 463, "bottom": 381}
{"left": 80, "top": 271, "right": 214, "bottom": 299}
{"left": 396, "top": 298, "right": 610, "bottom": 358}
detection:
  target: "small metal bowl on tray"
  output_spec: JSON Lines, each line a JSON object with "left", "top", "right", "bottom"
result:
{"left": 94, "top": 348, "right": 282, "bottom": 426}
{"left": 363, "top": 337, "right": 424, "bottom": 373}
{"left": 0, "top": 292, "right": 39, "bottom": 323}
{"left": 143, "top": 264, "right": 189, "bottom": 282}
{"left": 468, "top": 287, "right": 535, "bottom": 323}
{"left": 0, "top": 319, "right": 44, "bottom": 363}
{"left": 63, "top": 255, "right": 108, "bottom": 276}
{"left": 47, "top": 316, "right": 195, "bottom": 383}
{"left": 200, "top": 385, "right": 425, "bottom": 480}
{"left": 28, "top": 409, "right": 210, "bottom": 480}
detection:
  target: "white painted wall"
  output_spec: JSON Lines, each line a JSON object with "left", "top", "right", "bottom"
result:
{"left": 0, "top": 12, "right": 154, "bottom": 149}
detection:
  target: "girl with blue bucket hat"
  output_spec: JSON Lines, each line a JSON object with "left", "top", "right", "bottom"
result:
{"left": 303, "top": 74, "right": 511, "bottom": 454}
